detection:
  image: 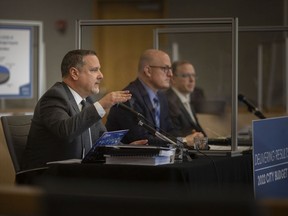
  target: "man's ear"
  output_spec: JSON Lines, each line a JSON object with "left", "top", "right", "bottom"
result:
{"left": 70, "top": 67, "right": 79, "bottom": 80}
{"left": 144, "top": 65, "right": 151, "bottom": 77}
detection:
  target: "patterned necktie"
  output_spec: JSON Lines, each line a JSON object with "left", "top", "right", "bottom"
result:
{"left": 153, "top": 97, "right": 160, "bottom": 130}
{"left": 81, "top": 100, "right": 92, "bottom": 157}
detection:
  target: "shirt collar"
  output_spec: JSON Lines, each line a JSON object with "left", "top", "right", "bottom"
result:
{"left": 139, "top": 79, "right": 158, "bottom": 103}
{"left": 171, "top": 87, "right": 190, "bottom": 103}
{"left": 67, "top": 86, "right": 84, "bottom": 108}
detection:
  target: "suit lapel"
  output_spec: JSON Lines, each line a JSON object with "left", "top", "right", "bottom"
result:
{"left": 62, "top": 82, "right": 80, "bottom": 113}
{"left": 170, "top": 89, "right": 195, "bottom": 125}
{"left": 135, "top": 79, "right": 156, "bottom": 125}
{"left": 180, "top": 102, "right": 195, "bottom": 125}
{"left": 189, "top": 101, "right": 206, "bottom": 134}
{"left": 189, "top": 101, "right": 199, "bottom": 124}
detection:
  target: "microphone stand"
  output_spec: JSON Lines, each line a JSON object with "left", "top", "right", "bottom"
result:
{"left": 116, "top": 102, "right": 191, "bottom": 161}
{"left": 248, "top": 108, "right": 266, "bottom": 119}
{"left": 238, "top": 94, "right": 266, "bottom": 119}
{"left": 138, "top": 120, "right": 178, "bottom": 146}
{"left": 138, "top": 119, "right": 192, "bottom": 162}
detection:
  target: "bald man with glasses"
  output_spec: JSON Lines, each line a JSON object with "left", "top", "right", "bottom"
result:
{"left": 106, "top": 49, "right": 204, "bottom": 147}
{"left": 165, "top": 60, "right": 206, "bottom": 139}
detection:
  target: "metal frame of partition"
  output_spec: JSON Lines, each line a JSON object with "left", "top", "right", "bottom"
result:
{"left": 154, "top": 25, "right": 288, "bottom": 113}
{"left": 75, "top": 18, "right": 239, "bottom": 154}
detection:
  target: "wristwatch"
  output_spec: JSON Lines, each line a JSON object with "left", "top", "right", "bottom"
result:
{"left": 177, "top": 137, "right": 187, "bottom": 146}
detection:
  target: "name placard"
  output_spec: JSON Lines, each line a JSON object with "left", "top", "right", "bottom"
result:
{"left": 253, "top": 116, "right": 288, "bottom": 199}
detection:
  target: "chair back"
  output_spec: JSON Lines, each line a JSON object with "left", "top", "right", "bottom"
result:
{"left": 1, "top": 115, "right": 32, "bottom": 173}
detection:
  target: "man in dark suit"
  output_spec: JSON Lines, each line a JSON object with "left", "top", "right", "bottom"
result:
{"left": 106, "top": 49, "right": 204, "bottom": 147}
{"left": 165, "top": 60, "right": 206, "bottom": 138}
{"left": 190, "top": 86, "right": 206, "bottom": 113}
{"left": 22, "top": 49, "right": 146, "bottom": 169}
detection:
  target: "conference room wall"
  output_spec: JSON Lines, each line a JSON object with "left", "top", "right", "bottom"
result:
{"left": 0, "top": 0, "right": 95, "bottom": 111}
{"left": 0, "top": 0, "right": 284, "bottom": 111}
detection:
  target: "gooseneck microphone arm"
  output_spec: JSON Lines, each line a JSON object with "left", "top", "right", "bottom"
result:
{"left": 117, "top": 103, "right": 145, "bottom": 119}
{"left": 238, "top": 94, "right": 266, "bottom": 119}
{"left": 137, "top": 120, "right": 179, "bottom": 147}
{"left": 116, "top": 102, "right": 192, "bottom": 161}
{"left": 116, "top": 103, "right": 179, "bottom": 148}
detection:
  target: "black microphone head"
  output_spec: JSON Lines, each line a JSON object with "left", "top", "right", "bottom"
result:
{"left": 238, "top": 94, "right": 245, "bottom": 101}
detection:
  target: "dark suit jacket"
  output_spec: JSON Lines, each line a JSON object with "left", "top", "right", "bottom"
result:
{"left": 165, "top": 88, "right": 206, "bottom": 137}
{"left": 22, "top": 82, "right": 106, "bottom": 169}
{"left": 106, "top": 78, "right": 174, "bottom": 146}
{"left": 190, "top": 86, "right": 205, "bottom": 113}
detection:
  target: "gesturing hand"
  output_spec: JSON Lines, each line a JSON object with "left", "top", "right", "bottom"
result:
{"left": 98, "top": 90, "right": 132, "bottom": 110}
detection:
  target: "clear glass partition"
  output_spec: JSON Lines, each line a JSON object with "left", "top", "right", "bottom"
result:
{"left": 76, "top": 18, "right": 239, "bottom": 153}
{"left": 154, "top": 25, "right": 288, "bottom": 148}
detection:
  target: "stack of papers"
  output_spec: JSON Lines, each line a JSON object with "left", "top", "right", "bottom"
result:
{"left": 105, "top": 155, "right": 173, "bottom": 166}
{"left": 104, "top": 145, "right": 175, "bottom": 166}
{"left": 209, "top": 145, "right": 252, "bottom": 151}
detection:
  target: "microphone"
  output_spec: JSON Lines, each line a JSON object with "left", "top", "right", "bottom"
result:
{"left": 116, "top": 103, "right": 144, "bottom": 119}
{"left": 137, "top": 120, "right": 178, "bottom": 147}
{"left": 116, "top": 103, "right": 179, "bottom": 147}
{"left": 238, "top": 94, "right": 266, "bottom": 119}
{"left": 115, "top": 103, "right": 192, "bottom": 161}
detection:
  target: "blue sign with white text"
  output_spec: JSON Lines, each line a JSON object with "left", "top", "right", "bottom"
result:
{"left": 0, "top": 26, "right": 33, "bottom": 98}
{"left": 253, "top": 116, "right": 288, "bottom": 199}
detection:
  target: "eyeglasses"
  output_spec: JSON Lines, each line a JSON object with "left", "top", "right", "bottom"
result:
{"left": 175, "top": 73, "right": 197, "bottom": 79}
{"left": 149, "top": 65, "right": 172, "bottom": 74}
